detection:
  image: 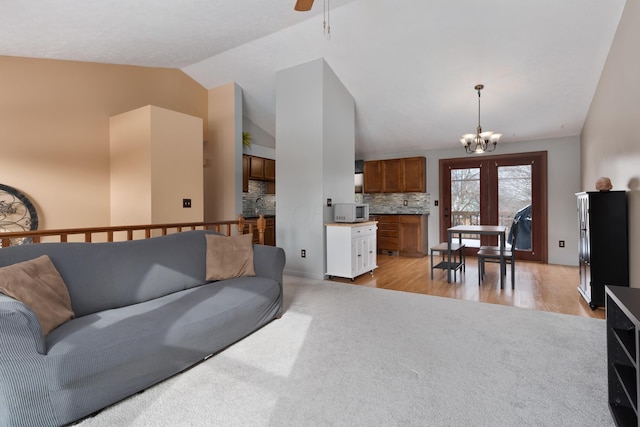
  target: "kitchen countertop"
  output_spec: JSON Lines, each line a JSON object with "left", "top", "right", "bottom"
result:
{"left": 325, "top": 221, "right": 378, "bottom": 227}
{"left": 242, "top": 214, "right": 275, "bottom": 219}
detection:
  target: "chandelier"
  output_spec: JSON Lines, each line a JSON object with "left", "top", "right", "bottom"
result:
{"left": 460, "top": 84, "right": 502, "bottom": 154}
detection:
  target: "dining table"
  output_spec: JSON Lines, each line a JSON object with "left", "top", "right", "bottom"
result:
{"left": 446, "top": 225, "right": 508, "bottom": 287}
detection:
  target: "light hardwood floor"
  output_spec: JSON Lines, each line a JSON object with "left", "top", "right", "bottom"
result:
{"left": 328, "top": 254, "right": 605, "bottom": 319}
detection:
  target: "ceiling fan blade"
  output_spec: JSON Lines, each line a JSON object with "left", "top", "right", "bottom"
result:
{"left": 294, "top": 0, "right": 314, "bottom": 11}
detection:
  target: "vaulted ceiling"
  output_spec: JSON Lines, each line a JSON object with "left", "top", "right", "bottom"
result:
{"left": 0, "top": 0, "right": 626, "bottom": 156}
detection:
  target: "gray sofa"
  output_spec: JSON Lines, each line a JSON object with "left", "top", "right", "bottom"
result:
{"left": 0, "top": 230, "right": 285, "bottom": 427}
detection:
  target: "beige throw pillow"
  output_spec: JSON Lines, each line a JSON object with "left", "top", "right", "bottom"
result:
{"left": 0, "top": 255, "right": 75, "bottom": 336}
{"left": 206, "top": 234, "right": 256, "bottom": 281}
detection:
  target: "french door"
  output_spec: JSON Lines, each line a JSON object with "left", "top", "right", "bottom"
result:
{"left": 439, "top": 151, "right": 547, "bottom": 263}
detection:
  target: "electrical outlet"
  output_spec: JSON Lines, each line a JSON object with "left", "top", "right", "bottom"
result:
{"left": 301, "top": 249, "right": 306, "bottom": 258}
{"left": 434, "top": 200, "right": 439, "bottom": 207}
{"left": 327, "top": 198, "right": 332, "bottom": 207}
{"left": 559, "top": 240, "right": 565, "bottom": 248}
{"left": 182, "top": 198, "right": 192, "bottom": 208}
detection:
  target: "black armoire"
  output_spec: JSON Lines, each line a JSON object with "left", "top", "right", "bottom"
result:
{"left": 577, "top": 191, "right": 629, "bottom": 309}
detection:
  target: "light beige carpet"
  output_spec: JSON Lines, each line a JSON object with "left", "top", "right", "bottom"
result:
{"left": 77, "top": 275, "right": 613, "bottom": 426}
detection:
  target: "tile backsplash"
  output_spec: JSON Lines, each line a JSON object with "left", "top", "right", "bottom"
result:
{"left": 242, "top": 180, "right": 276, "bottom": 217}
{"left": 356, "top": 192, "right": 430, "bottom": 215}
{"left": 242, "top": 182, "right": 429, "bottom": 218}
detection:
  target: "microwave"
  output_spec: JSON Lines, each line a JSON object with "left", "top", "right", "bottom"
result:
{"left": 334, "top": 203, "right": 369, "bottom": 223}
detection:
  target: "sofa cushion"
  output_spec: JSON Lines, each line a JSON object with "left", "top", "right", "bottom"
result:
{"left": 0, "top": 255, "right": 74, "bottom": 336}
{"left": 205, "top": 234, "right": 256, "bottom": 280}
{"left": 0, "top": 230, "right": 222, "bottom": 317}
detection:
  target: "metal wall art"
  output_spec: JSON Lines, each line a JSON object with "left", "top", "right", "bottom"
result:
{"left": 0, "top": 184, "right": 39, "bottom": 245}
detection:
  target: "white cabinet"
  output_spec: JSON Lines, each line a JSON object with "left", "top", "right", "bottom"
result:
{"left": 326, "top": 222, "right": 378, "bottom": 280}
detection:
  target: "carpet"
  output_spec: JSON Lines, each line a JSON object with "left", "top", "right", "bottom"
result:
{"left": 77, "top": 275, "right": 613, "bottom": 426}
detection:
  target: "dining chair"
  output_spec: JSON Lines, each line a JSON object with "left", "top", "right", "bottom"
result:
{"left": 477, "top": 220, "right": 519, "bottom": 289}
{"left": 430, "top": 242, "right": 466, "bottom": 281}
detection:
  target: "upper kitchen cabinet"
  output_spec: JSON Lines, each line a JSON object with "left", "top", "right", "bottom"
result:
{"left": 264, "top": 158, "right": 275, "bottom": 181}
{"left": 249, "top": 156, "right": 273, "bottom": 181}
{"left": 243, "top": 155, "right": 276, "bottom": 194}
{"left": 383, "top": 159, "right": 402, "bottom": 192}
{"left": 242, "top": 155, "right": 250, "bottom": 192}
{"left": 245, "top": 155, "right": 275, "bottom": 182}
{"left": 402, "top": 157, "right": 426, "bottom": 192}
{"left": 363, "top": 157, "right": 426, "bottom": 193}
{"left": 363, "top": 160, "right": 383, "bottom": 192}
{"left": 249, "top": 156, "right": 262, "bottom": 179}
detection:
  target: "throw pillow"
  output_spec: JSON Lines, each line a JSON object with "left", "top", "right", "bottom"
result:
{"left": 0, "top": 255, "right": 75, "bottom": 336}
{"left": 206, "top": 234, "right": 256, "bottom": 281}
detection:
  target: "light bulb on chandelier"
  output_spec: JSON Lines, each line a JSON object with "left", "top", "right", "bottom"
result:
{"left": 460, "top": 84, "right": 502, "bottom": 154}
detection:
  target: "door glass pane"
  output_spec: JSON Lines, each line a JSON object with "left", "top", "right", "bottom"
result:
{"left": 451, "top": 168, "right": 480, "bottom": 247}
{"left": 498, "top": 165, "right": 532, "bottom": 251}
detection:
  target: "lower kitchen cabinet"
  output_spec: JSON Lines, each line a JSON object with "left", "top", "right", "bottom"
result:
{"left": 399, "top": 215, "right": 428, "bottom": 257}
{"left": 243, "top": 216, "right": 275, "bottom": 246}
{"left": 374, "top": 215, "right": 399, "bottom": 252}
{"left": 326, "top": 222, "right": 378, "bottom": 280}
{"left": 371, "top": 214, "right": 428, "bottom": 257}
{"left": 264, "top": 217, "right": 275, "bottom": 246}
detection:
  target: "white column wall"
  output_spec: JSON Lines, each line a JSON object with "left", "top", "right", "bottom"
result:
{"left": 276, "top": 59, "right": 355, "bottom": 279}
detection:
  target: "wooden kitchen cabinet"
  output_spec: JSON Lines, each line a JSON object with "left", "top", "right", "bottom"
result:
{"left": 264, "top": 158, "right": 275, "bottom": 181}
{"left": 244, "top": 216, "right": 275, "bottom": 246}
{"left": 363, "top": 157, "right": 426, "bottom": 193}
{"left": 402, "top": 157, "right": 426, "bottom": 192}
{"left": 383, "top": 159, "right": 402, "bottom": 192}
{"left": 248, "top": 155, "right": 275, "bottom": 182}
{"left": 399, "top": 215, "right": 428, "bottom": 257}
{"left": 374, "top": 215, "right": 400, "bottom": 252}
{"left": 363, "top": 161, "right": 383, "bottom": 193}
{"left": 249, "top": 156, "right": 265, "bottom": 179}
{"left": 373, "top": 214, "right": 428, "bottom": 257}
{"left": 242, "top": 155, "right": 249, "bottom": 192}
{"left": 264, "top": 217, "right": 275, "bottom": 246}
{"left": 243, "top": 155, "right": 276, "bottom": 194}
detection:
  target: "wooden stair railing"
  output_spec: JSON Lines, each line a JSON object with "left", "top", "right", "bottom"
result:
{"left": 0, "top": 214, "right": 266, "bottom": 248}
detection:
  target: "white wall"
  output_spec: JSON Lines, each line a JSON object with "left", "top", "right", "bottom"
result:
{"left": 362, "top": 135, "right": 581, "bottom": 266}
{"left": 244, "top": 141, "right": 276, "bottom": 160}
{"left": 582, "top": 0, "right": 640, "bottom": 286}
{"left": 243, "top": 116, "right": 275, "bottom": 150}
{"left": 322, "top": 60, "right": 357, "bottom": 224}
{"left": 276, "top": 58, "right": 355, "bottom": 279}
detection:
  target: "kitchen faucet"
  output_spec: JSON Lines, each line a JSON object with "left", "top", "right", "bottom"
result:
{"left": 255, "top": 197, "right": 264, "bottom": 215}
